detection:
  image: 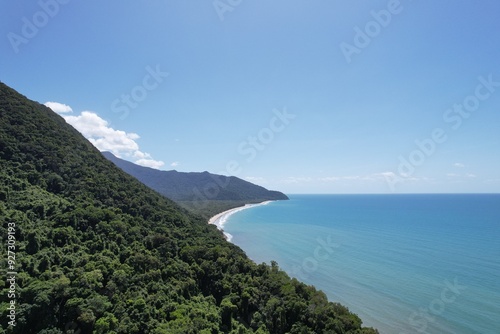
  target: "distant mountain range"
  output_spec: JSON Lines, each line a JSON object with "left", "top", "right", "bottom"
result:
{"left": 102, "top": 151, "right": 288, "bottom": 216}
{"left": 0, "top": 82, "right": 377, "bottom": 333}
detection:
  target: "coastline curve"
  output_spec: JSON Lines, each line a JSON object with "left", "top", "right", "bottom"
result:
{"left": 208, "top": 201, "right": 274, "bottom": 242}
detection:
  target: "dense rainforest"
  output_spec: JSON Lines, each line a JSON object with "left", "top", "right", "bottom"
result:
{"left": 0, "top": 82, "right": 379, "bottom": 333}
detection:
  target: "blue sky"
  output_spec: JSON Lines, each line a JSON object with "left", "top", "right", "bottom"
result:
{"left": 1, "top": 0, "right": 499, "bottom": 193}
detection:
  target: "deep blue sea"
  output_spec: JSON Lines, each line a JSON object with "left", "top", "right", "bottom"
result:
{"left": 221, "top": 194, "right": 500, "bottom": 334}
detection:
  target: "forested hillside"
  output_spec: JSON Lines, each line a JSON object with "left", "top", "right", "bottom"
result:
{"left": 102, "top": 152, "right": 288, "bottom": 218}
{"left": 0, "top": 82, "right": 378, "bottom": 334}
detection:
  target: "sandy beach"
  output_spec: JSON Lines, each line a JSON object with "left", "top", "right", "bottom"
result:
{"left": 208, "top": 201, "right": 274, "bottom": 241}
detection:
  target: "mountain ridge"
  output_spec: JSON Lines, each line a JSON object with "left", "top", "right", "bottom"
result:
{"left": 0, "top": 81, "right": 378, "bottom": 333}
{"left": 102, "top": 151, "right": 288, "bottom": 217}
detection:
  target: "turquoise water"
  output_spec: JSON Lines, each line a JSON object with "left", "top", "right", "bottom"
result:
{"left": 222, "top": 194, "right": 500, "bottom": 334}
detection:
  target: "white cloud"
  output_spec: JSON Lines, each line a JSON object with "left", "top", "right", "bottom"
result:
{"left": 133, "top": 151, "right": 151, "bottom": 160}
{"left": 377, "top": 172, "right": 398, "bottom": 179}
{"left": 282, "top": 177, "right": 313, "bottom": 184}
{"left": 454, "top": 162, "right": 465, "bottom": 168}
{"left": 136, "top": 159, "right": 165, "bottom": 169}
{"left": 170, "top": 161, "right": 179, "bottom": 167}
{"left": 320, "top": 173, "right": 391, "bottom": 182}
{"left": 319, "top": 176, "right": 341, "bottom": 182}
{"left": 319, "top": 172, "right": 431, "bottom": 183}
{"left": 65, "top": 111, "right": 140, "bottom": 154}
{"left": 447, "top": 172, "right": 477, "bottom": 178}
{"left": 44, "top": 101, "right": 73, "bottom": 113}
{"left": 50, "top": 102, "right": 164, "bottom": 169}
{"left": 319, "top": 175, "right": 361, "bottom": 182}
{"left": 245, "top": 176, "right": 267, "bottom": 184}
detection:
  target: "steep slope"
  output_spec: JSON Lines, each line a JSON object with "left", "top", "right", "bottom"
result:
{"left": 102, "top": 151, "right": 288, "bottom": 217}
{"left": 0, "top": 82, "right": 378, "bottom": 334}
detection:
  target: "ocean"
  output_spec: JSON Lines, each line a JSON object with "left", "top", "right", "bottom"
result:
{"left": 218, "top": 194, "right": 500, "bottom": 334}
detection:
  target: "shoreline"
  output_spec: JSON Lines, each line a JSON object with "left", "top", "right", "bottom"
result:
{"left": 208, "top": 200, "right": 274, "bottom": 242}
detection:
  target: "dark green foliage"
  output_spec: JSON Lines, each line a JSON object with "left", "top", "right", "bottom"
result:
{"left": 0, "top": 82, "right": 378, "bottom": 333}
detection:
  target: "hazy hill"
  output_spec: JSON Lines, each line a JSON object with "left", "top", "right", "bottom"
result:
{"left": 0, "top": 82, "right": 378, "bottom": 334}
{"left": 102, "top": 151, "right": 288, "bottom": 217}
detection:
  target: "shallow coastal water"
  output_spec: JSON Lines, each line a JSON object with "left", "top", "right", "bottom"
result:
{"left": 217, "top": 194, "right": 500, "bottom": 334}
